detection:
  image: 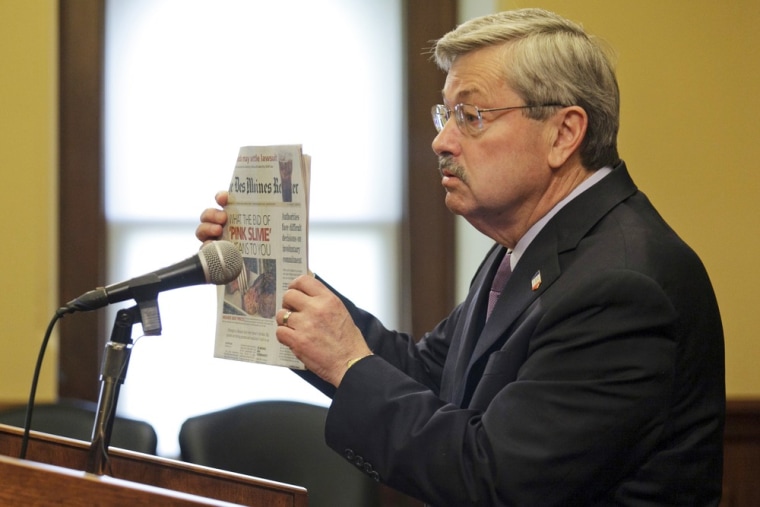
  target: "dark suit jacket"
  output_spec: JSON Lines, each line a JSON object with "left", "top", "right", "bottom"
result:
{"left": 303, "top": 162, "right": 725, "bottom": 506}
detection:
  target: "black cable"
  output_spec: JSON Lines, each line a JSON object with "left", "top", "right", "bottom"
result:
{"left": 19, "top": 308, "right": 67, "bottom": 459}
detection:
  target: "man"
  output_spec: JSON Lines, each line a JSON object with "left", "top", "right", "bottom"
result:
{"left": 197, "top": 8, "right": 725, "bottom": 506}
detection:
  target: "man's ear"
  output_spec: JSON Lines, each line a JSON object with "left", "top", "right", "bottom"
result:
{"left": 547, "top": 106, "right": 587, "bottom": 169}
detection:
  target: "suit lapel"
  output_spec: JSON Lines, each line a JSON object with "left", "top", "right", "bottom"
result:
{"left": 452, "top": 161, "right": 638, "bottom": 407}
{"left": 474, "top": 243, "right": 561, "bottom": 358}
{"left": 453, "top": 241, "right": 561, "bottom": 406}
{"left": 444, "top": 246, "right": 499, "bottom": 404}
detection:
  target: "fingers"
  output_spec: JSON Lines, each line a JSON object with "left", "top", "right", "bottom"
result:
{"left": 196, "top": 207, "right": 228, "bottom": 243}
{"left": 274, "top": 283, "right": 371, "bottom": 386}
{"left": 280, "top": 284, "right": 312, "bottom": 315}
{"left": 277, "top": 277, "right": 325, "bottom": 329}
{"left": 214, "top": 190, "right": 229, "bottom": 207}
{"left": 195, "top": 221, "right": 224, "bottom": 243}
{"left": 287, "top": 273, "right": 330, "bottom": 296}
{"left": 279, "top": 308, "right": 294, "bottom": 328}
{"left": 199, "top": 206, "right": 228, "bottom": 226}
{"left": 195, "top": 191, "right": 230, "bottom": 243}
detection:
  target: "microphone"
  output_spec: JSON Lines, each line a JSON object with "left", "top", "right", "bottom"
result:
{"left": 61, "top": 240, "right": 243, "bottom": 314}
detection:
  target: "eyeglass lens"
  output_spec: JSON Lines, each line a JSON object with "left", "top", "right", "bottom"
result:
{"left": 431, "top": 104, "right": 482, "bottom": 134}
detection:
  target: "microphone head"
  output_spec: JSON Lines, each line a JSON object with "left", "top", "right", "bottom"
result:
{"left": 199, "top": 241, "right": 243, "bottom": 285}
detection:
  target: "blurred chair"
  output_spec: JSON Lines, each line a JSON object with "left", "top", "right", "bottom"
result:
{"left": 0, "top": 398, "right": 158, "bottom": 455}
{"left": 178, "top": 400, "right": 380, "bottom": 507}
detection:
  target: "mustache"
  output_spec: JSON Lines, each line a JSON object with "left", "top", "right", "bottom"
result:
{"left": 438, "top": 156, "right": 466, "bottom": 180}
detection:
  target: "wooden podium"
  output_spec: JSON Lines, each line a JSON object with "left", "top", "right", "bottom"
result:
{"left": 0, "top": 424, "right": 307, "bottom": 506}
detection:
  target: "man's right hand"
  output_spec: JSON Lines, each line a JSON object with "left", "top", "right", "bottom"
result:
{"left": 196, "top": 191, "right": 229, "bottom": 245}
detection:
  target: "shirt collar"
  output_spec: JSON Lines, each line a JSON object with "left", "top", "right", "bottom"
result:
{"left": 510, "top": 166, "right": 612, "bottom": 269}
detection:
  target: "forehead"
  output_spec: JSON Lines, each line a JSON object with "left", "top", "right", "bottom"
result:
{"left": 442, "top": 45, "right": 515, "bottom": 105}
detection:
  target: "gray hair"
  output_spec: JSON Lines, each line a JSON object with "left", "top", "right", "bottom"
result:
{"left": 433, "top": 8, "right": 620, "bottom": 170}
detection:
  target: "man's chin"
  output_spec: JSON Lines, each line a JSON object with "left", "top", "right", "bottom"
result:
{"left": 443, "top": 194, "right": 466, "bottom": 216}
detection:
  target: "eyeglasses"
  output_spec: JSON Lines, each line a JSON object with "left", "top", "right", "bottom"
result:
{"left": 431, "top": 103, "right": 566, "bottom": 136}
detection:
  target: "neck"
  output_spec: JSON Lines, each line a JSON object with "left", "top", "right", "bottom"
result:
{"left": 478, "top": 162, "right": 594, "bottom": 248}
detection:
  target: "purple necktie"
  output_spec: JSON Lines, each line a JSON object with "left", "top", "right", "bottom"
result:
{"left": 486, "top": 251, "right": 512, "bottom": 320}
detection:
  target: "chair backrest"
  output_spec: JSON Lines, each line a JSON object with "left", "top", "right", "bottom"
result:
{"left": 179, "top": 400, "right": 380, "bottom": 507}
{"left": 0, "top": 399, "right": 158, "bottom": 455}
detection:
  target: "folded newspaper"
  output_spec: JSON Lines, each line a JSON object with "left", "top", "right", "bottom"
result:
{"left": 214, "top": 145, "right": 310, "bottom": 369}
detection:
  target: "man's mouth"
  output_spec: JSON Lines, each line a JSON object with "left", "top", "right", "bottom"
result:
{"left": 438, "top": 157, "right": 465, "bottom": 181}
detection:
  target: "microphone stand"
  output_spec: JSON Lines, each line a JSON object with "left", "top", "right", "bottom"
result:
{"left": 86, "top": 296, "right": 161, "bottom": 475}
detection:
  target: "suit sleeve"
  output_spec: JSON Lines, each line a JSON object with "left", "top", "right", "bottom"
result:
{"left": 292, "top": 275, "right": 458, "bottom": 396}
{"left": 324, "top": 269, "right": 678, "bottom": 506}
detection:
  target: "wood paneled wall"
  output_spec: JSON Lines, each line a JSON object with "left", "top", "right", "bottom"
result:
{"left": 721, "top": 400, "right": 760, "bottom": 507}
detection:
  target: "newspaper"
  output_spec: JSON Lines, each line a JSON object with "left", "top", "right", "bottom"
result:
{"left": 214, "top": 145, "right": 310, "bottom": 369}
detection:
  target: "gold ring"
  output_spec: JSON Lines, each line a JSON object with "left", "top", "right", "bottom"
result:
{"left": 282, "top": 310, "right": 292, "bottom": 327}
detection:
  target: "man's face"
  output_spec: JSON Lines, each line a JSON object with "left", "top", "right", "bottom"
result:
{"left": 432, "top": 45, "right": 556, "bottom": 244}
